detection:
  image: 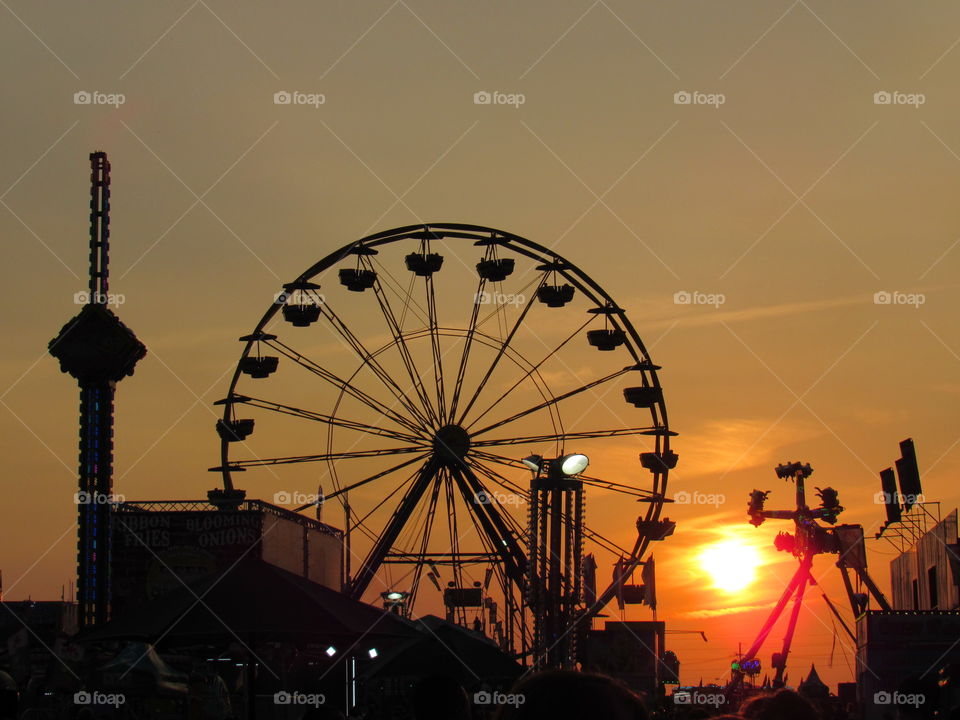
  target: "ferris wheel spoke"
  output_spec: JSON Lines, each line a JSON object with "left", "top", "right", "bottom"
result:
{"left": 226, "top": 446, "right": 425, "bottom": 469}
{"left": 463, "top": 313, "right": 596, "bottom": 431}
{"left": 372, "top": 255, "right": 429, "bottom": 328}
{"left": 350, "top": 468, "right": 421, "bottom": 539}
{"left": 447, "top": 275, "right": 487, "bottom": 420}
{"left": 232, "top": 395, "right": 426, "bottom": 444}
{"left": 268, "top": 339, "right": 426, "bottom": 436}
{"left": 461, "top": 459, "right": 528, "bottom": 537}
{"left": 424, "top": 274, "right": 447, "bottom": 423}
{"left": 316, "top": 297, "right": 436, "bottom": 429}
{"left": 472, "top": 426, "right": 666, "bottom": 447}
{"left": 323, "top": 454, "right": 429, "bottom": 505}
{"left": 448, "top": 464, "right": 527, "bottom": 587}
{"left": 454, "top": 275, "right": 546, "bottom": 426}
{"left": 369, "top": 268, "right": 441, "bottom": 426}
{"left": 347, "top": 457, "right": 441, "bottom": 599}
{"left": 470, "top": 367, "right": 634, "bottom": 437}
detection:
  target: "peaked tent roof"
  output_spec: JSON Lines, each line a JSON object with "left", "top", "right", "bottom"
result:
{"left": 799, "top": 663, "right": 829, "bottom": 693}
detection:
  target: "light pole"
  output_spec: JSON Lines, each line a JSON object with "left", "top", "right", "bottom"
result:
{"left": 523, "top": 454, "right": 588, "bottom": 670}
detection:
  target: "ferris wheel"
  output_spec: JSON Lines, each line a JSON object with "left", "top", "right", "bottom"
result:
{"left": 212, "top": 223, "right": 676, "bottom": 655}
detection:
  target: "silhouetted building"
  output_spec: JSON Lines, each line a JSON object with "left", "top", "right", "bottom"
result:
{"left": 109, "top": 499, "right": 343, "bottom": 619}
{"left": 581, "top": 620, "right": 665, "bottom": 700}
{"left": 890, "top": 509, "right": 959, "bottom": 610}
{"left": 856, "top": 509, "right": 960, "bottom": 719}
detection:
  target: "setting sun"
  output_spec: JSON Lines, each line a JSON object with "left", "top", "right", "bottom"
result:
{"left": 698, "top": 539, "right": 762, "bottom": 593}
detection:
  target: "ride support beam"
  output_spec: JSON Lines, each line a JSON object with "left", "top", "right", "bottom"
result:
{"left": 347, "top": 459, "right": 439, "bottom": 598}
{"left": 773, "top": 554, "right": 812, "bottom": 687}
{"left": 729, "top": 554, "right": 810, "bottom": 690}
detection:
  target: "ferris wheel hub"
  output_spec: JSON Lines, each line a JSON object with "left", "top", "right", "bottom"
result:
{"left": 433, "top": 424, "right": 471, "bottom": 465}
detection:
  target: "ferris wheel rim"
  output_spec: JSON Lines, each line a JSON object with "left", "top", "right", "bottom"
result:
{"left": 214, "top": 222, "right": 673, "bottom": 622}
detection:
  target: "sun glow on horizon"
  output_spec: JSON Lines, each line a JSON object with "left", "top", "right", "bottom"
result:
{"left": 698, "top": 538, "right": 763, "bottom": 593}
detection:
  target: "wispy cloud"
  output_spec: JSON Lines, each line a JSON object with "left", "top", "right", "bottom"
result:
{"left": 646, "top": 293, "right": 867, "bottom": 331}
{"left": 674, "top": 417, "right": 823, "bottom": 480}
{"left": 684, "top": 601, "right": 776, "bottom": 619}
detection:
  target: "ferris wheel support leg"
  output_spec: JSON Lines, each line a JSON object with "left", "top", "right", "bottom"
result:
{"left": 346, "top": 459, "right": 440, "bottom": 599}
{"left": 450, "top": 465, "right": 527, "bottom": 587}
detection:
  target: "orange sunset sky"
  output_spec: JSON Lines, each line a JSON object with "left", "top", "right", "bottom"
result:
{"left": 3, "top": 1, "right": 960, "bottom": 691}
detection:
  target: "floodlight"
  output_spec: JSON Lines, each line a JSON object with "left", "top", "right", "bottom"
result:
{"left": 558, "top": 453, "right": 589, "bottom": 476}
{"left": 522, "top": 455, "right": 543, "bottom": 472}
{"left": 325, "top": 646, "right": 337, "bottom": 657}
{"left": 368, "top": 648, "right": 378, "bottom": 659}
